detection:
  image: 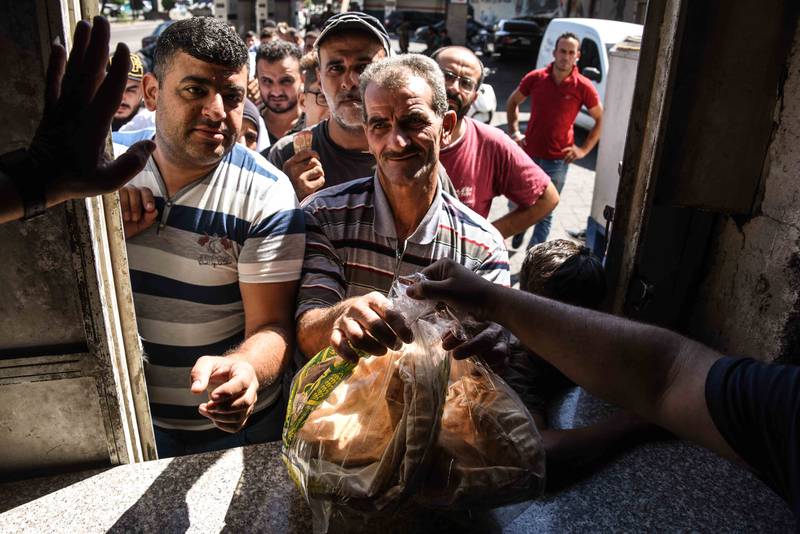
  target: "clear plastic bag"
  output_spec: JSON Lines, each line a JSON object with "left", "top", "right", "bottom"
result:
{"left": 420, "top": 356, "right": 546, "bottom": 508}
{"left": 282, "top": 275, "right": 545, "bottom": 532}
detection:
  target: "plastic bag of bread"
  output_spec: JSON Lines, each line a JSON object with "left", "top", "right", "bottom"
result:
{"left": 282, "top": 275, "right": 546, "bottom": 532}
{"left": 420, "top": 356, "right": 546, "bottom": 508}
{"left": 282, "top": 276, "right": 455, "bottom": 532}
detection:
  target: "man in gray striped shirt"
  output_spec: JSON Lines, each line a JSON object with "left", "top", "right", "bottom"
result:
{"left": 296, "top": 54, "right": 510, "bottom": 361}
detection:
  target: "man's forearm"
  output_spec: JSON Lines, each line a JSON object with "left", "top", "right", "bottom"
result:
{"left": 297, "top": 303, "right": 346, "bottom": 358}
{"left": 485, "top": 285, "right": 705, "bottom": 420}
{"left": 493, "top": 205, "right": 542, "bottom": 237}
{"left": 228, "top": 325, "right": 292, "bottom": 387}
{"left": 506, "top": 103, "right": 521, "bottom": 136}
{"left": 492, "top": 199, "right": 554, "bottom": 238}
{"left": 581, "top": 119, "right": 602, "bottom": 153}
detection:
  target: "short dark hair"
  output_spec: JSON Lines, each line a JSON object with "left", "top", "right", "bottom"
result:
{"left": 555, "top": 32, "right": 581, "bottom": 50}
{"left": 255, "top": 40, "right": 302, "bottom": 65}
{"left": 244, "top": 30, "right": 256, "bottom": 39}
{"left": 520, "top": 239, "right": 607, "bottom": 310}
{"left": 153, "top": 17, "right": 248, "bottom": 82}
{"left": 260, "top": 27, "right": 276, "bottom": 40}
{"left": 300, "top": 51, "right": 320, "bottom": 85}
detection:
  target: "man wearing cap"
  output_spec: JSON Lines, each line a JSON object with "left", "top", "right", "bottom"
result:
{"left": 265, "top": 12, "right": 391, "bottom": 200}
{"left": 112, "top": 53, "right": 146, "bottom": 132}
{"left": 266, "top": 12, "right": 455, "bottom": 202}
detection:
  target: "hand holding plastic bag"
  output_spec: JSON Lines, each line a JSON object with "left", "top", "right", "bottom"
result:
{"left": 283, "top": 275, "right": 545, "bottom": 532}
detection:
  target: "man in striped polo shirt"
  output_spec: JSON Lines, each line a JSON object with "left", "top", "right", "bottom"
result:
{"left": 296, "top": 54, "right": 510, "bottom": 361}
{"left": 112, "top": 18, "right": 305, "bottom": 457}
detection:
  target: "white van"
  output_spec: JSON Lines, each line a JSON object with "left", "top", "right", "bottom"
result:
{"left": 536, "top": 18, "right": 643, "bottom": 130}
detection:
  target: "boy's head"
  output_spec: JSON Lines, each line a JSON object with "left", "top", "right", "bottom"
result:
{"left": 520, "top": 239, "right": 607, "bottom": 310}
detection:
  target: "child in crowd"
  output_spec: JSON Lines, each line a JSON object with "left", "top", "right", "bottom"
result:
{"left": 501, "top": 239, "right": 660, "bottom": 488}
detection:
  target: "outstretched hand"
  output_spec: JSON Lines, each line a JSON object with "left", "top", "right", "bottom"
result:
{"left": 191, "top": 355, "right": 260, "bottom": 433}
{"left": 32, "top": 16, "right": 154, "bottom": 207}
{"left": 406, "top": 259, "right": 499, "bottom": 323}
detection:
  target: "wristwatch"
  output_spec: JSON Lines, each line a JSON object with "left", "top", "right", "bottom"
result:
{"left": 0, "top": 148, "right": 47, "bottom": 220}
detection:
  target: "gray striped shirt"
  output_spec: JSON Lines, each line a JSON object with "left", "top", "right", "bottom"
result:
{"left": 297, "top": 175, "right": 510, "bottom": 319}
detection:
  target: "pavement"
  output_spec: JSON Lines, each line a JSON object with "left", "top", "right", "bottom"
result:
{"left": 109, "top": 22, "right": 598, "bottom": 285}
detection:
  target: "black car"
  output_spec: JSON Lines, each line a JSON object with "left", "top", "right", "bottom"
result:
{"left": 384, "top": 10, "right": 444, "bottom": 33}
{"left": 492, "top": 17, "right": 546, "bottom": 58}
{"left": 414, "top": 19, "right": 492, "bottom": 54}
{"left": 141, "top": 20, "right": 176, "bottom": 50}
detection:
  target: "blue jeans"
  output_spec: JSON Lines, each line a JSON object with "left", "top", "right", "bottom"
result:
{"left": 509, "top": 158, "right": 568, "bottom": 249}
{"left": 154, "top": 394, "right": 286, "bottom": 458}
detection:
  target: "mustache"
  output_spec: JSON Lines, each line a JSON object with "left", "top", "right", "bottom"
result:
{"left": 193, "top": 119, "right": 230, "bottom": 135}
{"left": 382, "top": 148, "right": 420, "bottom": 160}
{"left": 336, "top": 90, "right": 361, "bottom": 104}
{"left": 446, "top": 91, "right": 465, "bottom": 108}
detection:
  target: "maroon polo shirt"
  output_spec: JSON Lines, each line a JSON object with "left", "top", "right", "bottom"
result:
{"left": 518, "top": 63, "right": 600, "bottom": 160}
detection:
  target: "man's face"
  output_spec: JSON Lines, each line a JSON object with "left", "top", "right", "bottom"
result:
{"left": 553, "top": 37, "right": 580, "bottom": 72}
{"left": 304, "top": 34, "right": 317, "bottom": 52}
{"left": 434, "top": 48, "right": 481, "bottom": 121}
{"left": 144, "top": 52, "right": 247, "bottom": 167}
{"left": 364, "top": 76, "right": 455, "bottom": 187}
{"left": 245, "top": 35, "right": 256, "bottom": 48}
{"left": 318, "top": 33, "right": 386, "bottom": 130}
{"left": 257, "top": 56, "right": 302, "bottom": 114}
{"left": 238, "top": 119, "right": 259, "bottom": 150}
{"left": 299, "top": 77, "right": 330, "bottom": 127}
{"left": 115, "top": 79, "right": 144, "bottom": 120}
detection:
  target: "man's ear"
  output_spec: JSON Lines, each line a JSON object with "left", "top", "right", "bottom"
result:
{"left": 441, "top": 109, "right": 457, "bottom": 146}
{"left": 142, "top": 72, "right": 159, "bottom": 112}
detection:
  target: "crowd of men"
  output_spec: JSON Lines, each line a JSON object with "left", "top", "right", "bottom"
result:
{"left": 0, "top": 13, "right": 797, "bottom": 526}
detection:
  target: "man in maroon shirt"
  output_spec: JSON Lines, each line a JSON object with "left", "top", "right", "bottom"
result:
{"left": 434, "top": 46, "right": 559, "bottom": 239}
{"left": 506, "top": 32, "right": 603, "bottom": 248}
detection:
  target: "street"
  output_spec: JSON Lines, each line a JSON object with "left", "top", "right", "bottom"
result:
{"left": 109, "top": 21, "right": 597, "bottom": 283}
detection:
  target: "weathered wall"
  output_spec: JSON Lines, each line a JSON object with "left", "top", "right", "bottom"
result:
{"left": 688, "top": 26, "right": 800, "bottom": 362}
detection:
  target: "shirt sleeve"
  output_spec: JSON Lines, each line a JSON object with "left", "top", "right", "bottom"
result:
{"left": 705, "top": 356, "right": 800, "bottom": 513}
{"left": 496, "top": 132, "right": 551, "bottom": 208}
{"left": 295, "top": 204, "right": 348, "bottom": 319}
{"left": 475, "top": 241, "right": 511, "bottom": 287}
{"left": 265, "top": 135, "right": 293, "bottom": 171}
{"left": 238, "top": 176, "right": 306, "bottom": 284}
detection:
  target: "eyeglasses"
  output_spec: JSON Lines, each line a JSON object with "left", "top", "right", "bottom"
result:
{"left": 441, "top": 69, "right": 478, "bottom": 92}
{"left": 304, "top": 90, "right": 328, "bottom": 107}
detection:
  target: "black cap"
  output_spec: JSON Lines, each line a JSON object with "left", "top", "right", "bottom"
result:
{"left": 315, "top": 12, "right": 391, "bottom": 57}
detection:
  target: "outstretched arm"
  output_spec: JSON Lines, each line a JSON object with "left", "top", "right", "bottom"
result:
{"left": 408, "top": 259, "right": 742, "bottom": 464}
{"left": 0, "top": 16, "right": 154, "bottom": 225}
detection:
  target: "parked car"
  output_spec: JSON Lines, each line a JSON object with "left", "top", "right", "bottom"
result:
{"left": 384, "top": 10, "right": 444, "bottom": 33}
{"left": 536, "top": 18, "right": 643, "bottom": 130}
{"left": 138, "top": 20, "right": 176, "bottom": 73}
{"left": 413, "top": 19, "right": 491, "bottom": 51}
{"left": 492, "top": 17, "right": 547, "bottom": 58}
{"left": 141, "top": 20, "right": 175, "bottom": 50}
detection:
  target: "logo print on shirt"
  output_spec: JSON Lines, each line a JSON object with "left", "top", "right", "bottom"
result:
{"left": 196, "top": 234, "right": 235, "bottom": 266}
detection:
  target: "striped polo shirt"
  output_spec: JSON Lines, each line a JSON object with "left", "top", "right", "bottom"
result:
{"left": 113, "top": 129, "right": 305, "bottom": 431}
{"left": 297, "top": 175, "right": 509, "bottom": 319}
